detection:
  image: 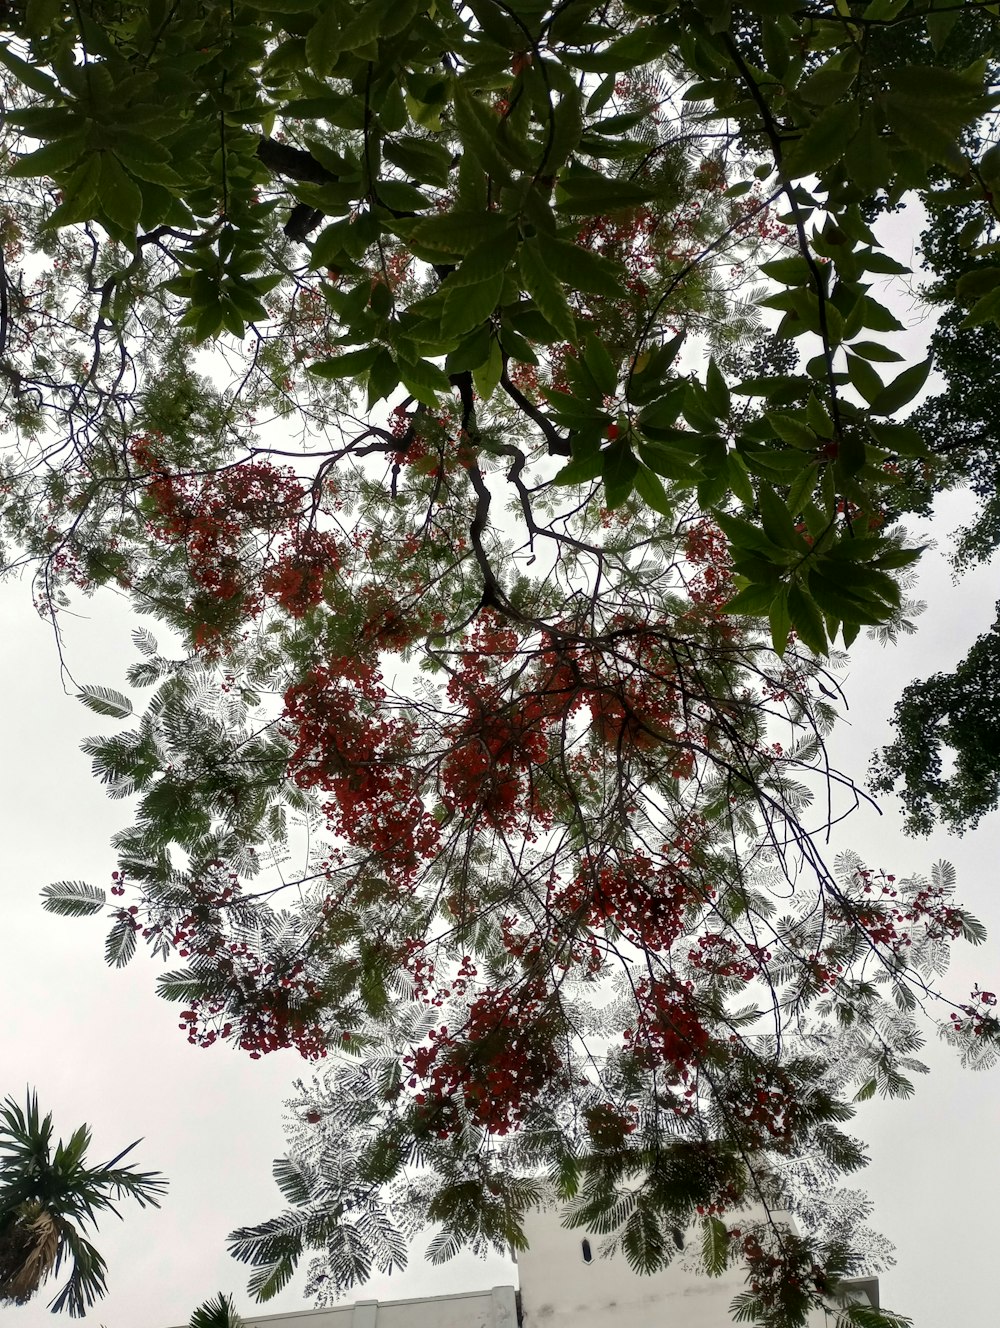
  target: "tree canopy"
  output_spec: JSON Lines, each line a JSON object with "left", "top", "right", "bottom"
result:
{"left": 0, "top": 1, "right": 999, "bottom": 1326}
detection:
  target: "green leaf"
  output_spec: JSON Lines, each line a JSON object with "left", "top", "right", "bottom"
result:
{"left": 449, "top": 227, "right": 520, "bottom": 286}
{"left": 885, "top": 62, "right": 988, "bottom": 104}
{"left": 583, "top": 334, "right": 618, "bottom": 397}
{"left": 714, "top": 509, "right": 789, "bottom": 559}
{"left": 398, "top": 353, "right": 453, "bottom": 405}
{"left": 98, "top": 154, "right": 144, "bottom": 232}
{"left": 702, "top": 1215, "right": 729, "bottom": 1277}
{"left": 787, "top": 581, "right": 828, "bottom": 654}
{"left": 633, "top": 463, "right": 672, "bottom": 515}
{"left": 105, "top": 914, "right": 138, "bottom": 968}
{"left": 554, "top": 175, "right": 656, "bottom": 215}
{"left": 442, "top": 271, "right": 504, "bottom": 337}
{"left": 78, "top": 684, "right": 133, "bottom": 719}
{"left": 535, "top": 232, "right": 628, "bottom": 299}
{"left": 848, "top": 340, "right": 905, "bottom": 363}
{"left": 845, "top": 111, "right": 893, "bottom": 195}
{"left": 519, "top": 238, "right": 576, "bottom": 341}
{"left": 0, "top": 41, "right": 60, "bottom": 96}
{"left": 859, "top": 250, "right": 911, "bottom": 276}
{"left": 724, "top": 582, "right": 780, "bottom": 615}
{"left": 472, "top": 336, "right": 503, "bottom": 401}
{"left": 955, "top": 266, "right": 1000, "bottom": 300}
{"left": 637, "top": 442, "right": 700, "bottom": 484}
{"left": 25, "top": 0, "right": 61, "bottom": 38}
{"left": 602, "top": 440, "right": 638, "bottom": 508}
{"left": 375, "top": 179, "right": 432, "bottom": 212}
{"left": 305, "top": 4, "right": 342, "bottom": 77}
{"left": 454, "top": 85, "right": 515, "bottom": 184}
{"left": 553, "top": 451, "right": 604, "bottom": 485}
{"left": 41, "top": 880, "right": 107, "bottom": 917}
{"left": 786, "top": 460, "right": 820, "bottom": 517}
{"left": 808, "top": 571, "right": 886, "bottom": 625}
{"left": 857, "top": 296, "right": 905, "bottom": 333}
{"left": 705, "top": 358, "right": 731, "bottom": 418}
{"left": 340, "top": 0, "right": 419, "bottom": 48}
{"left": 367, "top": 349, "right": 399, "bottom": 408}
{"left": 783, "top": 102, "right": 860, "bottom": 180}
{"left": 766, "top": 411, "right": 815, "bottom": 448}
{"left": 869, "top": 358, "right": 931, "bottom": 415}
{"left": 769, "top": 586, "right": 792, "bottom": 655}
{"left": 796, "top": 58, "right": 858, "bottom": 106}
{"left": 759, "top": 254, "right": 814, "bottom": 285}
{"left": 543, "top": 387, "right": 611, "bottom": 427}
{"left": 308, "top": 346, "right": 381, "bottom": 379}
{"left": 961, "top": 286, "right": 1000, "bottom": 329}
{"left": 846, "top": 354, "right": 883, "bottom": 405}
{"left": 883, "top": 97, "right": 968, "bottom": 170}
{"left": 539, "top": 83, "right": 584, "bottom": 173}
{"left": 384, "top": 135, "right": 455, "bottom": 187}
{"left": 9, "top": 134, "right": 89, "bottom": 179}
{"left": 410, "top": 209, "right": 511, "bottom": 255}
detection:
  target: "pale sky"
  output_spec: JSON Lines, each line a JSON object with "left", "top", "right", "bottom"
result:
{"left": 2, "top": 479, "right": 998, "bottom": 1328}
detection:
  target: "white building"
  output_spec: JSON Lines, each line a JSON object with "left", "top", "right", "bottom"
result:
{"left": 191, "top": 1207, "right": 879, "bottom": 1328}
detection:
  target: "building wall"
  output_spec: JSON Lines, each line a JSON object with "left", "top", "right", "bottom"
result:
{"left": 518, "top": 1205, "right": 757, "bottom": 1328}
{"left": 516, "top": 1205, "right": 876, "bottom": 1328}
{"left": 188, "top": 1287, "right": 518, "bottom": 1328}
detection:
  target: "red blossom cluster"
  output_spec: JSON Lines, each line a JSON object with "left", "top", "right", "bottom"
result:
{"left": 283, "top": 660, "right": 439, "bottom": 887}
{"left": 949, "top": 987, "right": 1000, "bottom": 1038}
{"left": 176, "top": 950, "right": 328, "bottom": 1060}
{"left": 403, "top": 983, "right": 566, "bottom": 1135}
{"left": 624, "top": 976, "right": 711, "bottom": 1083}
{"left": 684, "top": 517, "right": 735, "bottom": 618}
{"left": 554, "top": 846, "right": 697, "bottom": 953}
{"left": 688, "top": 932, "right": 757, "bottom": 982}
{"left": 732, "top": 1068, "right": 798, "bottom": 1146}
{"left": 402, "top": 944, "right": 479, "bottom": 1007}
{"left": 836, "top": 862, "right": 969, "bottom": 955}
{"left": 132, "top": 436, "right": 340, "bottom": 632}
{"left": 441, "top": 617, "right": 557, "bottom": 831}
{"left": 738, "top": 1231, "right": 830, "bottom": 1307}
{"left": 582, "top": 1102, "right": 640, "bottom": 1148}
{"left": 536, "top": 622, "right": 696, "bottom": 773}
{"left": 576, "top": 205, "right": 662, "bottom": 299}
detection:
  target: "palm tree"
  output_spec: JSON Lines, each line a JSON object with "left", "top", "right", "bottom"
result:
{"left": 189, "top": 1293, "right": 246, "bottom": 1328}
{"left": 0, "top": 1089, "right": 167, "bottom": 1316}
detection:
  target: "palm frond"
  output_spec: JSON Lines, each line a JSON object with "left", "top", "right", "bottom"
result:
{"left": 189, "top": 1292, "right": 246, "bottom": 1328}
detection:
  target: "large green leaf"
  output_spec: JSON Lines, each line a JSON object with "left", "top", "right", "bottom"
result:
{"left": 519, "top": 238, "right": 577, "bottom": 341}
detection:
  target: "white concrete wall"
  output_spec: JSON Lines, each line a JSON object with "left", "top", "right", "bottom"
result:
{"left": 517, "top": 1206, "right": 748, "bottom": 1328}
{"left": 516, "top": 1205, "right": 876, "bottom": 1328}
{"left": 171, "top": 1287, "right": 518, "bottom": 1328}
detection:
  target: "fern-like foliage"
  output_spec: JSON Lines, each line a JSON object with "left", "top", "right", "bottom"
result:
{"left": 40, "top": 881, "right": 106, "bottom": 917}
{"left": 77, "top": 685, "right": 133, "bottom": 719}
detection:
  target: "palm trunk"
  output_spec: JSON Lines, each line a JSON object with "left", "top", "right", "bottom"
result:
{"left": 0, "top": 1204, "right": 61, "bottom": 1305}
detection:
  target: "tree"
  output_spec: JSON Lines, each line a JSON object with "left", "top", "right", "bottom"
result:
{"left": 0, "top": 1090, "right": 167, "bottom": 1316}
{"left": 189, "top": 1293, "right": 246, "bottom": 1328}
{"left": 871, "top": 175, "right": 1000, "bottom": 833}
{"left": 0, "top": 2, "right": 996, "bottom": 1326}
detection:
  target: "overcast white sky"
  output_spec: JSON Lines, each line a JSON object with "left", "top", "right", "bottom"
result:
{"left": 1, "top": 479, "right": 998, "bottom": 1328}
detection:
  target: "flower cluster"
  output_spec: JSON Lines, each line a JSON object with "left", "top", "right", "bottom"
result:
{"left": 403, "top": 983, "right": 566, "bottom": 1135}
{"left": 132, "top": 438, "right": 340, "bottom": 634}
{"left": 624, "top": 976, "right": 711, "bottom": 1082}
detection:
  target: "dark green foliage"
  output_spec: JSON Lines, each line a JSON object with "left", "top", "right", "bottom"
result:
{"left": 872, "top": 606, "right": 1000, "bottom": 833}
{"left": 0, "top": 1091, "right": 166, "bottom": 1316}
